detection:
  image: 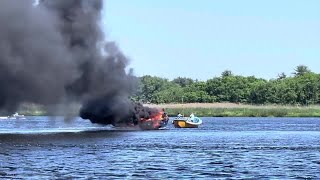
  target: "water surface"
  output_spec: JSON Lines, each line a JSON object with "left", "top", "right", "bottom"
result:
{"left": 0, "top": 117, "right": 319, "bottom": 179}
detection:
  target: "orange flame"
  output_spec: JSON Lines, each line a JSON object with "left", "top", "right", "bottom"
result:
{"left": 139, "top": 110, "right": 167, "bottom": 130}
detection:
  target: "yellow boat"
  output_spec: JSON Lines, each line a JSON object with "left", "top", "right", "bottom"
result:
{"left": 173, "top": 117, "right": 202, "bottom": 128}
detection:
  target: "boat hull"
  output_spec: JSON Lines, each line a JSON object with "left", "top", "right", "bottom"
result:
{"left": 139, "top": 118, "right": 169, "bottom": 130}
{"left": 173, "top": 119, "right": 199, "bottom": 128}
{"left": 173, "top": 117, "right": 202, "bottom": 128}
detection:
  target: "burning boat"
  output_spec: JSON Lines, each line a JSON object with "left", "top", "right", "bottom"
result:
{"left": 80, "top": 100, "right": 170, "bottom": 130}
{"left": 139, "top": 110, "right": 169, "bottom": 130}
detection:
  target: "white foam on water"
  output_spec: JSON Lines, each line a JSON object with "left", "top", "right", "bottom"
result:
{"left": 0, "top": 126, "right": 114, "bottom": 135}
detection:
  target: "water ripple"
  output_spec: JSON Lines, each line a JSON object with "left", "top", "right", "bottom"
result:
{"left": 1, "top": 117, "right": 320, "bottom": 179}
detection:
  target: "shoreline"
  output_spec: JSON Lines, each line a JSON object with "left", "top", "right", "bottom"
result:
{"left": 2, "top": 103, "right": 320, "bottom": 117}
{"left": 145, "top": 103, "right": 320, "bottom": 117}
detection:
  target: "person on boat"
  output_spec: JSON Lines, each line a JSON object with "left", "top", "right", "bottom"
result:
{"left": 162, "top": 109, "right": 169, "bottom": 121}
{"left": 162, "top": 112, "right": 168, "bottom": 120}
{"left": 189, "top": 113, "right": 195, "bottom": 122}
{"left": 177, "top": 113, "right": 183, "bottom": 118}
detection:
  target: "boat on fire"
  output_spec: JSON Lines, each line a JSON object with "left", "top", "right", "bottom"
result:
{"left": 172, "top": 117, "right": 202, "bottom": 128}
{"left": 139, "top": 111, "right": 169, "bottom": 130}
{"left": 139, "top": 118, "right": 168, "bottom": 130}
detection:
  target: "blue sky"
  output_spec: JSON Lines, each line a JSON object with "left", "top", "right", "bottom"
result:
{"left": 102, "top": 0, "right": 320, "bottom": 80}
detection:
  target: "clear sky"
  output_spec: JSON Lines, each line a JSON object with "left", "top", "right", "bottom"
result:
{"left": 102, "top": 0, "right": 320, "bottom": 80}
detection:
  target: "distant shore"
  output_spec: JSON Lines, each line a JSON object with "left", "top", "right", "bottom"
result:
{"left": 145, "top": 103, "right": 320, "bottom": 117}
{"left": 2, "top": 103, "right": 320, "bottom": 117}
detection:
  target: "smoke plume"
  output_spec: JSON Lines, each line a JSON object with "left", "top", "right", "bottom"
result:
{"left": 0, "top": 0, "right": 159, "bottom": 125}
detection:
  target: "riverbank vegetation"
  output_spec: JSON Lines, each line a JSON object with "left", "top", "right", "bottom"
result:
{"left": 131, "top": 65, "right": 320, "bottom": 117}
{"left": 10, "top": 102, "right": 320, "bottom": 117}
{"left": 146, "top": 103, "right": 320, "bottom": 117}
{"left": 133, "top": 65, "right": 320, "bottom": 106}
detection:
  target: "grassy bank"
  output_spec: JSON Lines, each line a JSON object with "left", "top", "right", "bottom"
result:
{"left": 17, "top": 104, "right": 47, "bottom": 116}
{"left": 146, "top": 103, "right": 320, "bottom": 117}
{"left": 0, "top": 103, "right": 80, "bottom": 116}
{"left": 3, "top": 103, "right": 320, "bottom": 117}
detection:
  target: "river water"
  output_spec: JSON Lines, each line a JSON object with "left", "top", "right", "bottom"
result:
{"left": 0, "top": 117, "right": 319, "bottom": 179}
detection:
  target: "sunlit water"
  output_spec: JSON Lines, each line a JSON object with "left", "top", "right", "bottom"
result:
{"left": 0, "top": 117, "right": 320, "bottom": 179}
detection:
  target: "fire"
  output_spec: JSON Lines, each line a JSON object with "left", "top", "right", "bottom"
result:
{"left": 139, "top": 110, "right": 168, "bottom": 130}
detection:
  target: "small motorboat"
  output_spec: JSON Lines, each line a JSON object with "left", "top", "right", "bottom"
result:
{"left": 7, "top": 112, "right": 26, "bottom": 120}
{"left": 173, "top": 117, "right": 202, "bottom": 128}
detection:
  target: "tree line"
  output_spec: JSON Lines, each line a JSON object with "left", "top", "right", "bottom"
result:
{"left": 132, "top": 65, "right": 320, "bottom": 105}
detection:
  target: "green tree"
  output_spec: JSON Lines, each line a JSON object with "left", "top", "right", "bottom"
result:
{"left": 206, "top": 77, "right": 224, "bottom": 102}
{"left": 181, "top": 91, "right": 213, "bottom": 103}
{"left": 294, "top": 73, "right": 319, "bottom": 105}
{"left": 277, "top": 72, "right": 287, "bottom": 80}
{"left": 152, "top": 85, "right": 184, "bottom": 103}
{"left": 179, "top": 81, "right": 213, "bottom": 103}
{"left": 274, "top": 78, "right": 297, "bottom": 104}
{"left": 221, "top": 70, "right": 233, "bottom": 77}
{"left": 134, "top": 69, "right": 320, "bottom": 106}
{"left": 210, "top": 75, "right": 260, "bottom": 103}
{"left": 249, "top": 80, "right": 269, "bottom": 104}
{"left": 293, "top": 65, "right": 311, "bottom": 77}
{"left": 172, "top": 77, "right": 194, "bottom": 87}
{"left": 138, "top": 75, "right": 171, "bottom": 103}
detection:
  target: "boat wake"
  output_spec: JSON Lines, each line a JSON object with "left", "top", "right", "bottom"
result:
{"left": 0, "top": 125, "right": 153, "bottom": 136}
{"left": 0, "top": 127, "right": 114, "bottom": 135}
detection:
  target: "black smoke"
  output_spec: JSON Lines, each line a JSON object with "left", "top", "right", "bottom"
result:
{"left": 0, "top": 0, "right": 159, "bottom": 125}
{"left": 0, "top": 0, "right": 77, "bottom": 112}
{"left": 80, "top": 100, "right": 161, "bottom": 126}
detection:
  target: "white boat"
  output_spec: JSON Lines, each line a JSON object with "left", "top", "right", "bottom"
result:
{"left": 7, "top": 113, "right": 26, "bottom": 120}
{"left": 172, "top": 116, "right": 202, "bottom": 128}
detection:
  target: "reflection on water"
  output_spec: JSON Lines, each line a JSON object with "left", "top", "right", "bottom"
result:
{"left": 0, "top": 117, "right": 320, "bottom": 179}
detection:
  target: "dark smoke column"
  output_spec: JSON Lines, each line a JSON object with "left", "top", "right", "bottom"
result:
{"left": 41, "top": 0, "right": 138, "bottom": 125}
{"left": 0, "top": 0, "right": 143, "bottom": 124}
{"left": 0, "top": 0, "right": 78, "bottom": 112}
{"left": 0, "top": 0, "right": 159, "bottom": 125}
